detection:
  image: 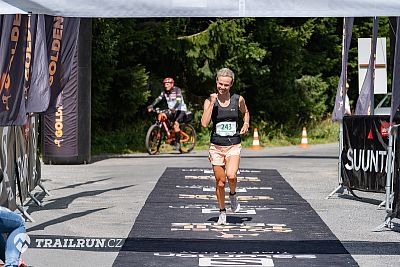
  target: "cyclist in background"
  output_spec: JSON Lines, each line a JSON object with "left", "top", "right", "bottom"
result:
{"left": 147, "top": 77, "right": 187, "bottom": 151}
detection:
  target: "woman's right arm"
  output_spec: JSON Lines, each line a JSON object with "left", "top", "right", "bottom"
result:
{"left": 201, "top": 98, "right": 215, "bottom": 128}
{"left": 201, "top": 93, "right": 217, "bottom": 127}
{"left": 201, "top": 99, "right": 212, "bottom": 127}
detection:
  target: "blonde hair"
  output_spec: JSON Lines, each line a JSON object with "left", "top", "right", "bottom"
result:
{"left": 216, "top": 68, "right": 235, "bottom": 85}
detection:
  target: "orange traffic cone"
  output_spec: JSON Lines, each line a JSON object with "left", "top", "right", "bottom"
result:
{"left": 300, "top": 127, "right": 309, "bottom": 148}
{"left": 251, "top": 128, "right": 262, "bottom": 150}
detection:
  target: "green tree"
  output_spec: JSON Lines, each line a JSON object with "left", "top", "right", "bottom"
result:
{"left": 92, "top": 19, "right": 150, "bottom": 130}
{"left": 178, "top": 18, "right": 267, "bottom": 98}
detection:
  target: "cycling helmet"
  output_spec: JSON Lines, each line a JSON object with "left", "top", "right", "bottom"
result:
{"left": 163, "top": 77, "right": 174, "bottom": 84}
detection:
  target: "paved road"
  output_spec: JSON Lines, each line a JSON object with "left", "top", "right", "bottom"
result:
{"left": 22, "top": 143, "right": 399, "bottom": 267}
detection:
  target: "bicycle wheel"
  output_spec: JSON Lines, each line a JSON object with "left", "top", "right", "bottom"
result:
{"left": 145, "top": 124, "right": 162, "bottom": 155}
{"left": 179, "top": 124, "right": 196, "bottom": 153}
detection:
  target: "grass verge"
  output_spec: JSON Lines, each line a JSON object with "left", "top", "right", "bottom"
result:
{"left": 91, "top": 117, "right": 339, "bottom": 155}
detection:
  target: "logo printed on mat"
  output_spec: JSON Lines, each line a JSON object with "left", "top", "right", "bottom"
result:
{"left": 184, "top": 176, "right": 261, "bottom": 182}
{"left": 178, "top": 194, "right": 273, "bottom": 201}
{"left": 199, "top": 257, "right": 274, "bottom": 266}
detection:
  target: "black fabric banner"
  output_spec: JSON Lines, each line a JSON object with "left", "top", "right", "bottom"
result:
{"left": 0, "top": 14, "right": 29, "bottom": 126}
{"left": 44, "top": 16, "right": 80, "bottom": 113}
{"left": 0, "top": 127, "right": 17, "bottom": 210}
{"left": 15, "top": 126, "right": 28, "bottom": 204}
{"left": 27, "top": 114, "right": 40, "bottom": 191}
{"left": 332, "top": 17, "right": 354, "bottom": 122}
{"left": 42, "top": 17, "right": 79, "bottom": 159}
{"left": 355, "top": 17, "right": 379, "bottom": 115}
{"left": 26, "top": 14, "right": 50, "bottom": 113}
{"left": 389, "top": 17, "right": 400, "bottom": 220}
{"left": 393, "top": 144, "right": 400, "bottom": 219}
{"left": 342, "top": 116, "right": 399, "bottom": 192}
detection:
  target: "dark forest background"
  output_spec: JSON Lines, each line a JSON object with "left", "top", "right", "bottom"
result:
{"left": 90, "top": 17, "right": 394, "bottom": 153}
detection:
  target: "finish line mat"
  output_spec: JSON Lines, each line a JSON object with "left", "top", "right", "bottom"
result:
{"left": 113, "top": 168, "right": 357, "bottom": 267}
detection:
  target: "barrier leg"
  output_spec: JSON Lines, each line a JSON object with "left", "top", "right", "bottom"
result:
{"left": 373, "top": 214, "right": 393, "bottom": 232}
{"left": 38, "top": 181, "right": 50, "bottom": 196}
{"left": 326, "top": 185, "right": 345, "bottom": 199}
{"left": 17, "top": 205, "right": 35, "bottom": 223}
{"left": 327, "top": 122, "right": 345, "bottom": 199}
{"left": 378, "top": 193, "right": 394, "bottom": 209}
{"left": 28, "top": 192, "right": 44, "bottom": 207}
{"left": 347, "top": 188, "right": 361, "bottom": 199}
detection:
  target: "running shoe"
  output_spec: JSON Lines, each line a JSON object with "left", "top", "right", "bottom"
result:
{"left": 174, "top": 143, "right": 181, "bottom": 152}
{"left": 217, "top": 211, "right": 227, "bottom": 225}
{"left": 229, "top": 193, "right": 240, "bottom": 212}
{"left": 18, "top": 259, "right": 28, "bottom": 267}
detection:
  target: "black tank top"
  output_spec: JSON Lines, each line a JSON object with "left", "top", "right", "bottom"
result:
{"left": 210, "top": 94, "right": 241, "bottom": 146}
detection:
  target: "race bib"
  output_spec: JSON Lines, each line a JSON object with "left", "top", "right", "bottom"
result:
{"left": 216, "top": 122, "right": 236, "bottom": 136}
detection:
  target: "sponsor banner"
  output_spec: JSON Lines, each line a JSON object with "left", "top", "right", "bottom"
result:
{"left": 15, "top": 126, "right": 29, "bottom": 203}
{"left": 332, "top": 17, "right": 354, "bottom": 121}
{"left": 342, "top": 115, "right": 400, "bottom": 192}
{"left": 26, "top": 14, "right": 50, "bottom": 113}
{"left": 355, "top": 17, "right": 378, "bottom": 115}
{"left": 44, "top": 16, "right": 80, "bottom": 113}
{"left": 0, "top": 126, "right": 17, "bottom": 210}
{"left": 0, "top": 14, "right": 29, "bottom": 126}
{"left": 27, "top": 114, "right": 40, "bottom": 191}
{"left": 42, "top": 17, "right": 80, "bottom": 158}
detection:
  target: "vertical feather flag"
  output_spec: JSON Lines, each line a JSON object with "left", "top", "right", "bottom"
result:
{"left": 332, "top": 17, "right": 354, "bottom": 121}
{"left": 355, "top": 17, "right": 378, "bottom": 115}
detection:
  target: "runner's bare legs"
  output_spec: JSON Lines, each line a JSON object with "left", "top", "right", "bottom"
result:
{"left": 213, "top": 165, "right": 226, "bottom": 210}
{"left": 213, "top": 155, "right": 240, "bottom": 211}
{"left": 225, "top": 155, "right": 240, "bottom": 194}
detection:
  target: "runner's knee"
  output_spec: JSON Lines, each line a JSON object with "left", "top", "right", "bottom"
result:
{"left": 226, "top": 172, "right": 236, "bottom": 181}
{"left": 217, "top": 180, "right": 225, "bottom": 188}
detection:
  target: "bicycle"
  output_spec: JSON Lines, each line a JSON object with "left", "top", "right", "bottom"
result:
{"left": 145, "top": 108, "right": 197, "bottom": 155}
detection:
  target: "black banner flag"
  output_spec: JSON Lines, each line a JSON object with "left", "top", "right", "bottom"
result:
{"left": 15, "top": 126, "right": 28, "bottom": 204}
{"left": 332, "top": 17, "right": 354, "bottom": 121}
{"left": 0, "top": 126, "right": 17, "bottom": 210}
{"left": 45, "top": 16, "right": 80, "bottom": 113}
{"left": 355, "top": 17, "right": 378, "bottom": 115}
{"left": 43, "top": 17, "right": 80, "bottom": 159}
{"left": 26, "top": 114, "right": 40, "bottom": 191}
{"left": 0, "top": 14, "right": 29, "bottom": 126}
{"left": 26, "top": 14, "right": 50, "bottom": 113}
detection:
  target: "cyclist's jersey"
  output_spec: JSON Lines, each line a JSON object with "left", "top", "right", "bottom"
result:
{"left": 210, "top": 94, "right": 241, "bottom": 146}
{"left": 153, "top": 86, "right": 187, "bottom": 112}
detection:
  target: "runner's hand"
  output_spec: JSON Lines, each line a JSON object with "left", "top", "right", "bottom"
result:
{"left": 210, "top": 93, "right": 218, "bottom": 104}
{"left": 240, "top": 123, "right": 249, "bottom": 135}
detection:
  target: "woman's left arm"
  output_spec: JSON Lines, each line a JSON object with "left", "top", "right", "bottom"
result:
{"left": 239, "top": 96, "right": 250, "bottom": 135}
